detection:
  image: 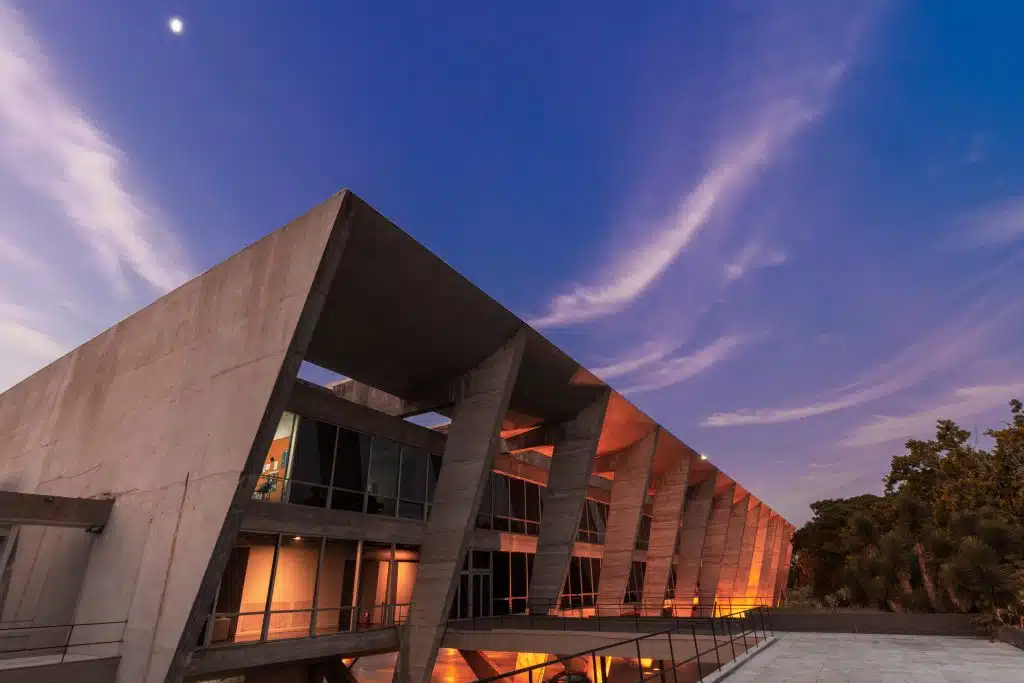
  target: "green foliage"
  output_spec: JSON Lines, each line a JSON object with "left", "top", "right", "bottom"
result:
{"left": 791, "top": 400, "right": 1024, "bottom": 623}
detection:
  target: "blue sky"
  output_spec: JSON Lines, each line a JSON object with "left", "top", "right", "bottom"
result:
{"left": 2, "top": 1, "right": 1023, "bottom": 523}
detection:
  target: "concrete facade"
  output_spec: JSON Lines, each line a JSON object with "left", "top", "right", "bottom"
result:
{"left": 0, "top": 191, "right": 790, "bottom": 683}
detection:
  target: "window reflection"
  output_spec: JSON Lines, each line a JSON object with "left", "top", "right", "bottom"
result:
{"left": 206, "top": 535, "right": 416, "bottom": 646}
{"left": 251, "top": 416, "right": 443, "bottom": 524}
{"left": 475, "top": 473, "right": 543, "bottom": 536}
{"left": 561, "top": 556, "right": 602, "bottom": 609}
{"left": 577, "top": 499, "right": 609, "bottom": 544}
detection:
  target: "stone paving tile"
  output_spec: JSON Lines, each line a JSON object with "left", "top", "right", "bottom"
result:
{"left": 724, "top": 632, "right": 1022, "bottom": 682}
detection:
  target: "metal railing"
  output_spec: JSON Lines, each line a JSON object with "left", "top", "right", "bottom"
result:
{"left": 199, "top": 602, "right": 410, "bottom": 648}
{"left": 468, "top": 606, "right": 772, "bottom": 683}
{"left": 446, "top": 596, "right": 777, "bottom": 633}
{"left": 0, "top": 620, "right": 126, "bottom": 664}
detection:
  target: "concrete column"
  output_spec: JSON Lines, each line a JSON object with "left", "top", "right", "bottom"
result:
{"left": 459, "top": 650, "right": 500, "bottom": 679}
{"left": 774, "top": 526, "right": 794, "bottom": 605}
{"left": 695, "top": 483, "right": 735, "bottom": 615}
{"left": 745, "top": 510, "right": 774, "bottom": 604}
{"left": 528, "top": 391, "right": 610, "bottom": 612}
{"left": 595, "top": 430, "right": 658, "bottom": 610}
{"left": 753, "top": 513, "right": 780, "bottom": 604}
{"left": 395, "top": 331, "right": 527, "bottom": 683}
{"left": 673, "top": 474, "right": 717, "bottom": 605}
{"left": 760, "top": 518, "right": 784, "bottom": 607}
{"left": 731, "top": 502, "right": 763, "bottom": 603}
{"left": 639, "top": 449, "right": 692, "bottom": 614}
{"left": 714, "top": 494, "right": 751, "bottom": 613}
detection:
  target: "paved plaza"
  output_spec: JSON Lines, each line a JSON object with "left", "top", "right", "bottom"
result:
{"left": 726, "top": 632, "right": 1022, "bottom": 683}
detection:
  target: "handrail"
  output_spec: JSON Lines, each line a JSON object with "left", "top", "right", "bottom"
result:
{"left": 0, "top": 620, "right": 127, "bottom": 664}
{"left": 468, "top": 606, "right": 771, "bottom": 683}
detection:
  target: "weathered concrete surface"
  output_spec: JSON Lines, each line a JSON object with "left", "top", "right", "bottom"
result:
{"left": 673, "top": 475, "right": 717, "bottom": 602}
{"left": 715, "top": 494, "right": 751, "bottom": 610}
{"left": 759, "top": 519, "right": 784, "bottom": 607}
{"left": 731, "top": 502, "right": 763, "bottom": 600}
{"left": 457, "top": 650, "right": 499, "bottom": 679}
{"left": 395, "top": 332, "right": 527, "bottom": 683}
{"left": 0, "top": 656, "right": 120, "bottom": 683}
{"left": 640, "top": 447, "right": 693, "bottom": 613}
{"left": 0, "top": 192, "right": 353, "bottom": 683}
{"left": 528, "top": 392, "right": 610, "bottom": 612}
{"left": 724, "top": 632, "right": 1022, "bottom": 683}
{"left": 695, "top": 485, "right": 735, "bottom": 614}
{"left": 0, "top": 492, "right": 114, "bottom": 530}
{"left": 751, "top": 513, "right": 778, "bottom": 603}
{"left": 596, "top": 430, "right": 658, "bottom": 607}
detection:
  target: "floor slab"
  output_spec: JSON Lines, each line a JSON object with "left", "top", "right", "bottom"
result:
{"left": 724, "top": 632, "right": 1022, "bottom": 683}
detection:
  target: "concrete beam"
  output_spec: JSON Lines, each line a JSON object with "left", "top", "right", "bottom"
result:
{"left": 731, "top": 501, "right": 763, "bottom": 600}
{"left": 0, "top": 491, "right": 113, "bottom": 531}
{"left": 328, "top": 379, "right": 451, "bottom": 418}
{"left": 396, "top": 331, "right": 527, "bottom": 683}
{"left": 458, "top": 650, "right": 500, "bottom": 679}
{"left": 743, "top": 506, "right": 772, "bottom": 603}
{"left": 528, "top": 390, "right": 610, "bottom": 612}
{"left": 695, "top": 484, "right": 735, "bottom": 615}
{"left": 313, "top": 659, "right": 360, "bottom": 683}
{"left": 289, "top": 380, "right": 447, "bottom": 453}
{"left": 673, "top": 474, "right": 717, "bottom": 604}
{"left": 714, "top": 494, "right": 751, "bottom": 613}
{"left": 186, "top": 627, "right": 398, "bottom": 679}
{"left": 242, "top": 501, "right": 425, "bottom": 545}
{"left": 754, "top": 513, "right": 780, "bottom": 604}
{"left": 596, "top": 430, "right": 658, "bottom": 608}
{"left": 761, "top": 519, "right": 785, "bottom": 608}
{"left": 639, "top": 450, "right": 692, "bottom": 614}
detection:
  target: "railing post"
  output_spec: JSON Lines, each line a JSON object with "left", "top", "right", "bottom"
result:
{"left": 725, "top": 617, "right": 736, "bottom": 661}
{"left": 666, "top": 631, "right": 679, "bottom": 683}
{"left": 636, "top": 639, "right": 644, "bottom": 683}
{"left": 592, "top": 652, "right": 599, "bottom": 683}
{"left": 740, "top": 614, "right": 749, "bottom": 653}
{"left": 710, "top": 617, "right": 721, "bottom": 670}
{"left": 690, "top": 622, "right": 702, "bottom": 682}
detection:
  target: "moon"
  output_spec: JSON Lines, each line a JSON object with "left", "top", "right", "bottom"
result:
{"left": 168, "top": 17, "right": 184, "bottom": 35}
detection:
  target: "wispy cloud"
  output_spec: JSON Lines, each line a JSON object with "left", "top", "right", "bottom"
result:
{"left": 960, "top": 197, "right": 1024, "bottom": 247}
{"left": 619, "top": 334, "right": 747, "bottom": 394}
{"left": 0, "top": 1, "right": 192, "bottom": 390}
{"left": 529, "top": 95, "right": 826, "bottom": 328}
{"left": 724, "top": 242, "right": 787, "bottom": 282}
{"left": 841, "top": 381, "right": 1024, "bottom": 448}
{"left": 702, "top": 295, "right": 1020, "bottom": 427}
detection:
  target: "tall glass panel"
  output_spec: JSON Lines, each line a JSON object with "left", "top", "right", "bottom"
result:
{"left": 331, "top": 429, "right": 371, "bottom": 513}
{"left": 210, "top": 532, "right": 278, "bottom": 644}
{"left": 254, "top": 412, "right": 296, "bottom": 502}
{"left": 507, "top": 477, "right": 527, "bottom": 534}
{"left": 288, "top": 419, "right": 336, "bottom": 508}
{"left": 491, "top": 474, "right": 511, "bottom": 532}
{"left": 398, "top": 446, "right": 427, "bottom": 520}
{"left": 366, "top": 438, "right": 400, "bottom": 517}
{"left": 266, "top": 536, "right": 320, "bottom": 640}
{"left": 316, "top": 539, "right": 360, "bottom": 634}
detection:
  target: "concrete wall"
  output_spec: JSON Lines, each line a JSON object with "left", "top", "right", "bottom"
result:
{"left": 766, "top": 610, "right": 979, "bottom": 636}
{"left": 996, "top": 625, "right": 1024, "bottom": 651}
{"left": 0, "top": 193, "right": 350, "bottom": 683}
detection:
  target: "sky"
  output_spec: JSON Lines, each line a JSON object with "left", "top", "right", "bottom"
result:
{"left": 2, "top": 1, "right": 1023, "bottom": 524}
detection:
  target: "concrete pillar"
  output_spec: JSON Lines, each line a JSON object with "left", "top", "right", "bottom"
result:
{"left": 528, "top": 391, "right": 610, "bottom": 612}
{"left": 745, "top": 510, "right": 773, "bottom": 604}
{"left": 774, "top": 526, "right": 794, "bottom": 605}
{"left": 760, "top": 518, "right": 784, "bottom": 607}
{"left": 753, "top": 513, "right": 779, "bottom": 604}
{"left": 731, "top": 502, "right": 763, "bottom": 604}
{"left": 395, "top": 331, "right": 527, "bottom": 683}
{"left": 673, "top": 474, "right": 717, "bottom": 606}
{"left": 695, "top": 483, "right": 735, "bottom": 616}
{"left": 314, "top": 659, "right": 360, "bottom": 683}
{"left": 458, "top": 650, "right": 500, "bottom": 679}
{"left": 714, "top": 494, "right": 751, "bottom": 614}
{"left": 639, "top": 449, "right": 692, "bottom": 614}
{"left": 595, "top": 430, "right": 658, "bottom": 610}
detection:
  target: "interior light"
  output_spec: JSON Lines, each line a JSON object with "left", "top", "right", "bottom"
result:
{"left": 293, "top": 536, "right": 302, "bottom": 541}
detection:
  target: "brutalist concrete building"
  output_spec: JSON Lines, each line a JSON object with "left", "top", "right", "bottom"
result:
{"left": 0, "top": 192, "right": 792, "bottom": 683}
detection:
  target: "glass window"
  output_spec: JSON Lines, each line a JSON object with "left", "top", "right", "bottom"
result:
{"left": 332, "top": 428, "right": 370, "bottom": 492}
{"left": 491, "top": 474, "right": 510, "bottom": 532}
{"left": 266, "top": 536, "right": 320, "bottom": 640}
{"left": 636, "top": 513, "right": 652, "bottom": 551}
{"left": 366, "top": 438, "right": 400, "bottom": 516}
{"left": 525, "top": 482, "right": 541, "bottom": 524}
{"left": 398, "top": 447, "right": 427, "bottom": 520}
{"left": 254, "top": 412, "right": 296, "bottom": 502}
{"left": 211, "top": 532, "right": 278, "bottom": 644}
{"left": 316, "top": 539, "right": 359, "bottom": 635}
{"left": 288, "top": 419, "right": 336, "bottom": 508}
